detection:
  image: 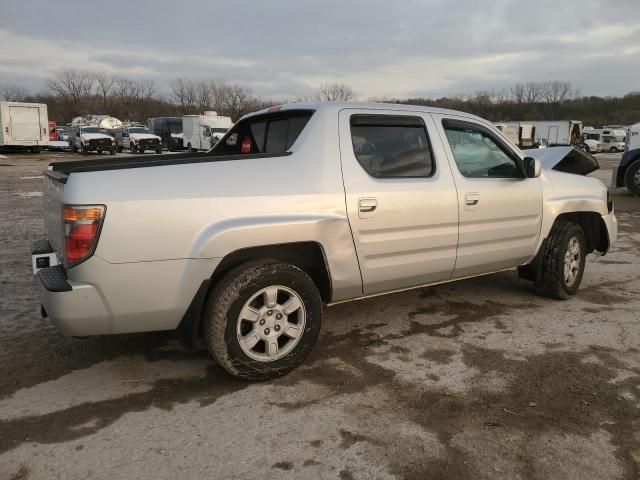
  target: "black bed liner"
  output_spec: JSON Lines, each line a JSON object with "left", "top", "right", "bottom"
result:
{"left": 47, "top": 151, "right": 292, "bottom": 182}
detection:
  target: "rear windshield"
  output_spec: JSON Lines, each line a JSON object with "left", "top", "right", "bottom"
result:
{"left": 211, "top": 110, "right": 313, "bottom": 155}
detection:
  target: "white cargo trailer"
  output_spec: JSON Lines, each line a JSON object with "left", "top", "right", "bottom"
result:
{"left": 531, "top": 120, "right": 582, "bottom": 147}
{"left": 0, "top": 102, "right": 49, "bottom": 152}
{"left": 183, "top": 111, "right": 233, "bottom": 151}
{"left": 494, "top": 122, "right": 536, "bottom": 148}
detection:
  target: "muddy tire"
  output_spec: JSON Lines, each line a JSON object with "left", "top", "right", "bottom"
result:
{"left": 624, "top": 159, "right": 640, "bottom": 197}
{"left": 203, "top": 259, "right": 322, "bottom": 381}
{"left": 535, "top": 221, "right": 587, "bottom": 300}
{"left": 116, "top": 145, "right": 123, "bottom": 153}
{"left": 109, "top": 148, "right": 116, "bottom": 155}
{"left": 81, "top": 145, "right": 88, "bottom": 155}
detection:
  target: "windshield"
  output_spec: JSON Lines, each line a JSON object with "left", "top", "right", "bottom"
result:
{"left": 167, "top": 122, "right": 182, "bottom": 134}
{"left": 212, "top": 128, "right": 228, "bottom": 134}
{"left": 81, "top": 127, "right": 108, "bottom": 134}
{"left": 128, "top": 127, "right": 149, "bottom": 134}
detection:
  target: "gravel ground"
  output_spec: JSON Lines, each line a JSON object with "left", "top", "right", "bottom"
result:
{"left": 0, "top": 151, "right": 638, "bottom": 480}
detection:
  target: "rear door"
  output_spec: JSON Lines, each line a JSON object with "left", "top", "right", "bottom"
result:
{"left": 434, "top": 115, "right": 543, "bottom": 278}
{"left": 339, "top": 108, "right": 459, "bottom": 295}
{"left": 9, "top": 106, "right": 42, "bottom": 141}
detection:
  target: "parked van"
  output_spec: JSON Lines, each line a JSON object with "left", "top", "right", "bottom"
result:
{"left": 183, "top": 111, "right": 233, "bottom": 151}
{"left": 147, "top": 117, "right": 184, "bottom": 151}
{"left": 0, "top": 101, "right": 49, "bottom": 152}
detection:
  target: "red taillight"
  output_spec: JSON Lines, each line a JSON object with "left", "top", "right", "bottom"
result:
{"left": 241, "top": 138, "right": 252, "bottom": 154}
{"left": 63, "top": 206, "right": 105, "bottom": 266}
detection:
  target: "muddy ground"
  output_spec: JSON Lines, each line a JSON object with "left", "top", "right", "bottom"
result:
{"left": 0, "top": 151, "right": 638, "bottom": 480}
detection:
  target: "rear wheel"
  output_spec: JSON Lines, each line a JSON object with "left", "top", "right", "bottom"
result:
{"left": 535, "top": 221, "right": 586, "bottom": 300}
{"left": 624, "top": 159, "right": 640, "bottom": 196}
{"left": 156, "top": 148, "right": 162, "bottom": 154}
{"left": 204, "top": 259, "right": 322, "bottom": 380}
{"left": 610, "top": 147, "right": 618, "bottom": 153}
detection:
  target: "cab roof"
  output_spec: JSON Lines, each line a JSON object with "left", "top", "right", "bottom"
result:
{"left": 243, "top": 101, "right": 487, "bottom": 124}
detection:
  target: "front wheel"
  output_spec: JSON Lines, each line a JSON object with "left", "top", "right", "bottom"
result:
{"left": 535, "top": 221, "right": 586, "bottom": 300}
{"left": 204, "top": 259, "right": 322, "bottom": 380}
{"left": 624, "top": 159, "right": 640, "bottom": 196}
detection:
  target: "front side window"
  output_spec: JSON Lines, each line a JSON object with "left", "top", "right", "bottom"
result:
{"left": 443, "top": 121, "right": 522, "bottom": 178}
{"left": 350, "top": 115, "right": 434, "bottom": 178}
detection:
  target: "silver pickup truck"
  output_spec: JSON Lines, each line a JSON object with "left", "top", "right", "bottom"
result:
{"left": 32, "top": 102, "right": 617, "bottom": 380}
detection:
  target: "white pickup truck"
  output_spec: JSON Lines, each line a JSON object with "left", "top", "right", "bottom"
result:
{"left": 32, "top": 102, "right": 617, "bottom": 380}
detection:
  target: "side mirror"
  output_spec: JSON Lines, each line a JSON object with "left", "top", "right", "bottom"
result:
{"left": 524, "top": 157, "right": 541, "bottom": 178}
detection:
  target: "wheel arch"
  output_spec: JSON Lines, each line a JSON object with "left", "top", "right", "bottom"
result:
{"left": 554, "top": 211, "right": 609, "bottom": 254}
{"left": 176, "top": 241, "right": 332, "bottom": 349}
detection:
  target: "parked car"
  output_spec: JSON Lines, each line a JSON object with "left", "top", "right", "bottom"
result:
{"left": 0, "top": 101, "right": 49, "bottom": 153}
{"left": 183, "top": 112, "right": 233, "bottom": 151}
{"left": 612, "top": 122, "right": 640, "bottom": 196}
{"left": 56, "top": 127, "right": 69, "bottom": 142}
{"left": 115, "top": 125, "right": 162, "bottom": 154}
{"left": 147, "top": 117, "right": 184, "bottom": 151}
{"left": 68, "top": 125, "right": 116, "bottom": 155}
{"left": 32, "top": 102, "right": 617, "bottom": 380}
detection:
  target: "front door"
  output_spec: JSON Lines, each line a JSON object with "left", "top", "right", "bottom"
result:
{"left": 433, "top": 115, "right": 543, "bottom": 278}
{"left": 339, "top": 108, "right": 459, "bottom": 295}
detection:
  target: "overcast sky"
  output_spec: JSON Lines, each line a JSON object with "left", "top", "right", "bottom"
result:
{"left": 1, "top": 0, "right": 639, "bottom": 99}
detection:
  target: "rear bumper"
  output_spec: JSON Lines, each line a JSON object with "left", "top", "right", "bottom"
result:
{"left": 37, "top": 267, "right": 112, "bottom": 336}
{"left": 32, "top": 239, "right": 220, "bottom": 337}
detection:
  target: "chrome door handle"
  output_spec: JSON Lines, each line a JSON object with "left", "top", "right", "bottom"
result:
{"left": 358, "top": 198, "right": 377, "bottom": 218}
{"left": 465, "top": 193, "right": 479, "bottom": 206}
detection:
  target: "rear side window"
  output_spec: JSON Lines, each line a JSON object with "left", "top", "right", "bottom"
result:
{"left": 350, "top": 115, "right": 434, "bottom": 178}
{"left": 212, "top": 110, "right": 313, "bottom": 155}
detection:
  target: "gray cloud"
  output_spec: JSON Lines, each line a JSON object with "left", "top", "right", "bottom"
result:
{"left": 1, "top": 0, "right": 639, "bottom": 98}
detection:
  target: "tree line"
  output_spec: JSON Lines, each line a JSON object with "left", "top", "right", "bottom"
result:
{"left": 1, "top": 70, "right": 638, "bottom": 127}
{"left": 0, "top": 70, "right": 353, "bottom": 124}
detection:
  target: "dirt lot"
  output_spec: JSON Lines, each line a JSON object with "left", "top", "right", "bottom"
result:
{"left": 0, "top": 151, "right": 638, "bottom": 480}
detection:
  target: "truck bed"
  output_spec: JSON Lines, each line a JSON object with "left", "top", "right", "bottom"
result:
{"left": 47, "top": 151, "right": 291, "bottom": 182}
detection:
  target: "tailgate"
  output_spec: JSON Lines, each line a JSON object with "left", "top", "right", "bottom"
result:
{"left": 43, "top": 169, "right": 67, "bottom": 256}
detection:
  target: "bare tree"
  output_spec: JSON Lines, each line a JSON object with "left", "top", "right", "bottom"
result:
{"left": 169, "top": 77, "right": 196, "bottom": 111}
{"left": 523, "top": 82, "right": 543, "bottom": 104}
{"left": 0, "top": 83, "right": 29, "bottom": 101}
{"left": 94, "top": 72, "right": 117, "bottom": 110}
{"left": 47, "top": 69, "right": 95, "bottom": 103}
{"left": 318, "top": 83, "right": 354, "bottom": 101}
{"left": 541, "top": 80, "right": 575, "bottom": 104}
{"left": 223, "top": 84, "right": 254, "bottom": 119}
{"left": 510, "top": 83, "right": 526, "bottom": 103}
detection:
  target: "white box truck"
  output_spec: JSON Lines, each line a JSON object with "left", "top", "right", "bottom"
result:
{"left": 183, "top": 111, "right": 233, "bottom": 151}
{"left": 0, "top": 102, "right": 49, "bottom": 152}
